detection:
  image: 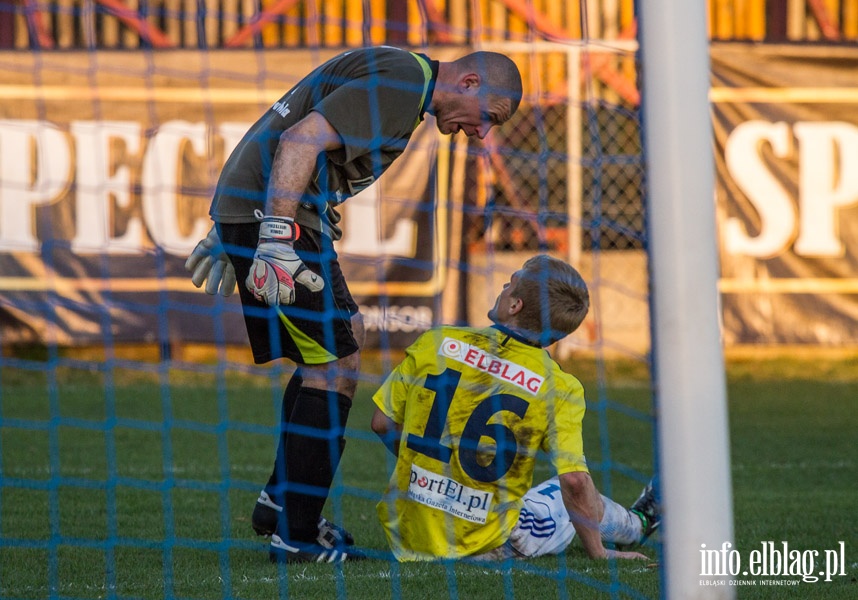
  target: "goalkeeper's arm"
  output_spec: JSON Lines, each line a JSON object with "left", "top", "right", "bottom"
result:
{"left": 265, "top": 111, "right": 342, "bottom": 218}
{"left": 246, "top": 111, "right": 343, "bottom": 306}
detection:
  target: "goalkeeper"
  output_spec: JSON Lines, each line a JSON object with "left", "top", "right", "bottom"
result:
{"left": 184, "top": 46, "right": 522, "bottom": 564}
{"left": 371, "top": 255, "right": 659, "bottom": 561}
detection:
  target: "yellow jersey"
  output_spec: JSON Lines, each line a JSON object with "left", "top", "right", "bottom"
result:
{"left": 373, "top": 325, "right": 589, "bottom": 561}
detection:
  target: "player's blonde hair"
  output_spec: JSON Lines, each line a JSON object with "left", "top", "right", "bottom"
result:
{"left": 510, "top": 255, "right": 589, "bottom": 346}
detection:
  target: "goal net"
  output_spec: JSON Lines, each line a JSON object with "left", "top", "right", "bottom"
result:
{"left": 0, "top": 2, "right": 663, "bottom": 598}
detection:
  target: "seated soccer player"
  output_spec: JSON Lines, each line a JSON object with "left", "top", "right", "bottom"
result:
{"left": 370, "top": 254, "right": 660, "bottom": 561}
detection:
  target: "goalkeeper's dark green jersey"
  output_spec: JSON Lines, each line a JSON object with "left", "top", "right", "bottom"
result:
{"left": 210, "top": 46, "right": 435, "bottom": 227}
{"left": 373, "top": 325, "right": 589, "bottom": 561}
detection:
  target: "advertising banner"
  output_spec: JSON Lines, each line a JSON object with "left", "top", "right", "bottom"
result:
{"left": 3, "top": 44, "right": 857, "bottom": 348}
{"left": 712, "top": 43, "right": 858, "bottom": 344}
{"left": 0, "top": 50, "right": 446, "bottom": 349}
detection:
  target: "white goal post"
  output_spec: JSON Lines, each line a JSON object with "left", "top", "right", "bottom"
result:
{"left": 480, "top": 19, "right": 735, "bottom": 596}
{"left": 638, "top": 1, "right": 736, "bottom": 599}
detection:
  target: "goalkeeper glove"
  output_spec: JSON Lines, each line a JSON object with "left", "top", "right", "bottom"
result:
{"left": 185, "top": 224, "right": 237, "bottom": 297}
{"left": 246, "top": 215, "right": 325, "bottom": 306}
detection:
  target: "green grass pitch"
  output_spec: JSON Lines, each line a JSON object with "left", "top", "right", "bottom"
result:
{"left": 0, "top": 353, "right": 856, "bottom": 599}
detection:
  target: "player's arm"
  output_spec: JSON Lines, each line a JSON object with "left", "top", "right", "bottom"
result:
{"left": 560, "top": 471, "right": 605, "bottom": 558}
{"left": 371, "top": 334, "right": 429, "bottom": 456}
{"left": 371, "top": 407, "right": 402, "bottom": 456}
{"left": 266, "top": 110, "right": 343, "bottom": 218}
{"left": 246, "top": 111, "right": 342, "bottom": 306}
{"left": 561, "top": 471, "right": 646, "bottom": 560}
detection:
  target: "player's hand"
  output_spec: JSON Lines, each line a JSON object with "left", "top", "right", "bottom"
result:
{"left": 185, "top": 224, "right": 237, "bottom": 297}
{"left": 605, "top": 548, "right": 649, "bottom": 560}
{"left": 246, "top": 216, "right": 324, "bottom": 306}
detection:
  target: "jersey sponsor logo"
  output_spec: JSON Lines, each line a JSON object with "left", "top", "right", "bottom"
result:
{"left": 438, "top": 337, "right": 545, "bottom": 395}
{"left": 272, "top": 101, "right": 291, "bottom": 118}
{"left": 407, "top": 463, "right": 492, "bottom": 524}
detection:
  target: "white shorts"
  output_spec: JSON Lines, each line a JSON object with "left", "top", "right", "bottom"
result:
{"left": 509, "top": 476, "right": 578, "bottom": 557}
{"left": 474, "top": 476, "right": 643, "bottom": 561}
{"left": 477, "top": 476, "right": 576, "bottom": 560}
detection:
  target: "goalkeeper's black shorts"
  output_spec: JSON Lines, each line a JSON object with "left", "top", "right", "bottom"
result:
{"left": 218, "top": 221, "right": 360, "bottom": 365}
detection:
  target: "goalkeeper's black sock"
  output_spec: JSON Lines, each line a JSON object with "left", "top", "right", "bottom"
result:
{"left": 280, "top": 386, "right": 351, "bottom": 543}
{"left": 264, "top": 369, "right": 303, "bottom": 504}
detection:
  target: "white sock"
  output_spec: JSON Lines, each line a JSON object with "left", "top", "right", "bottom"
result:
{"left": 599, "top": 494, "right": 643, "bottom": 546}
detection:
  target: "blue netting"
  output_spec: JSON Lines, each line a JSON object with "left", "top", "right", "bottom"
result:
{"left": 0, "top": 30, "right": 658, "bottom": 600}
